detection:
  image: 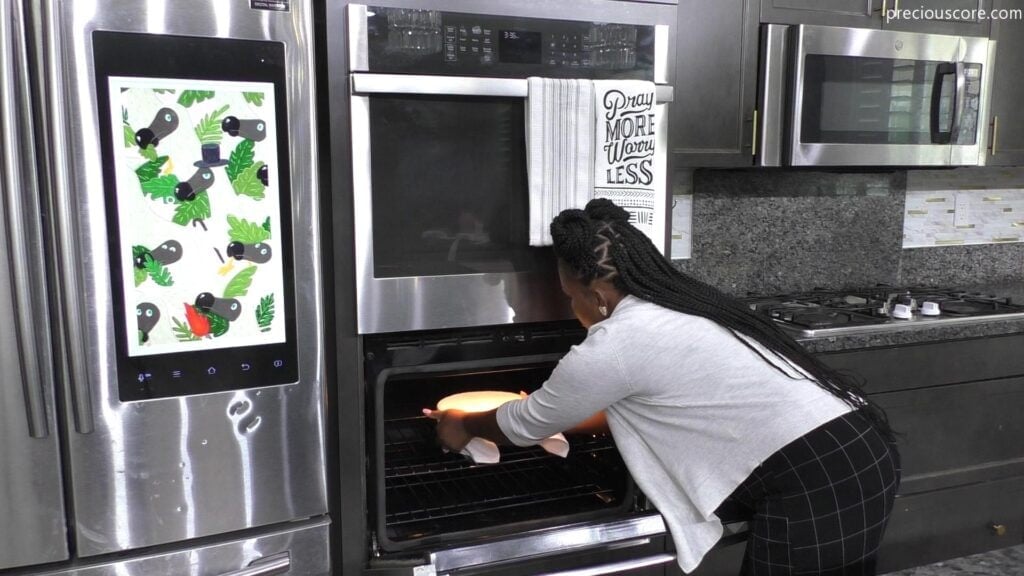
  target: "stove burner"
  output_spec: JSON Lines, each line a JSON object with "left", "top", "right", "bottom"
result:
{"left": 790, "top": 312, "right": 850, "bottom": 329}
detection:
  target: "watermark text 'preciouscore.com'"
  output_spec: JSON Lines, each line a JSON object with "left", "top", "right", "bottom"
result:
{"left": 887, "top": 7, "right": 1022, "bottom": 22}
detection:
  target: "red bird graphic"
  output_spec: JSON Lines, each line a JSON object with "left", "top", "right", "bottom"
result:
{"left": 184, "top": 303, "right": 211, "bottom": 338}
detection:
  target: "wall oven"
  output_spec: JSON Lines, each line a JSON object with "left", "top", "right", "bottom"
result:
{"left": 759, "top": 24, "right": 996, "bottom": 166}
{"left": 325, "top": 2, "right": 685, "bottom": 574}
{"left": 345, "top": 2, "right": 673, "bottom": 334}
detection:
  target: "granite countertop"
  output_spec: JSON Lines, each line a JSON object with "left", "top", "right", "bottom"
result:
{"left": 796, "top": 282, "right": 1024, "bottom": 354}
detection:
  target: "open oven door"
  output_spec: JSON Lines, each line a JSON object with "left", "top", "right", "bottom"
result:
{"left": 367, "top": 512, "right": 672, "bottom": 576}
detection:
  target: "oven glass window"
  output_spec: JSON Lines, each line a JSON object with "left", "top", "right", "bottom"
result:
{"left": 369, "top": 95, "right": 542, "bottom": 278}
{"left": 801, "top": 55, "right": 979, "bottom": 146}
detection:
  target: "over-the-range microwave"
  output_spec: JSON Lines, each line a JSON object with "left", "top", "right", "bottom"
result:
{"left": 758, "top": 24, "right": 996, "bottom": 167}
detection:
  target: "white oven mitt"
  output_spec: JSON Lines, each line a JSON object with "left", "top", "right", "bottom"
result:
{"left": 459, "top": 433, "right": 570, "bottom": 465}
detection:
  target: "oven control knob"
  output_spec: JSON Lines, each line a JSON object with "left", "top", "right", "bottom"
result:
{"left": 892, "top": 303, "right": 913, "bottom": 319}
{"left": 921, "top": 301, "right": 941, "bottom": 316}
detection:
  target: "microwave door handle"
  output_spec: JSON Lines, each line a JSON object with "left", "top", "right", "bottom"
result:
{"left": 950, "top": 62, "right": 967, "bottom": 144}
{"left": 930, "top": 63, "right": 957, "bottom": 144}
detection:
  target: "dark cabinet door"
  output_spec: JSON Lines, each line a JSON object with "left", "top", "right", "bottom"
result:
{"left": 760, "top": 0, "right": 883, "bottom": 27}
{"left": 883, "top": 0, "right": 993, "bottom": 37}
{"left": 988, "top": 0, "right": 1024, "bottom": 165}
{"left": 672, "top": 0, "right": 759, "bottom": 167}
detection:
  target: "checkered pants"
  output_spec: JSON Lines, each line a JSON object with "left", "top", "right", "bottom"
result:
{"left": 715, "top": 410, "right": 901, "bottom": 575}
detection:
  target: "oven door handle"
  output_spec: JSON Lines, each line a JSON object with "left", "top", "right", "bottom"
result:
{"left": 351, "top": 73, "right": 674, "bottom": 103}
{"left": 536, "top": 553, "right": 676, "bottom": 576}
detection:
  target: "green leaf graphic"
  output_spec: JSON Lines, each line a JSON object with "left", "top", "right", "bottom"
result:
{"left": 194, "top": 105, "right": 229, "bottom": 144}
{"left": 138, "top": 330, "right": 145, "bottom": 345}
{"left": 226, "top": 139, "right": 255, "bottom": 182}
{"left": 172, "top": 191, "right": 211, "bottom": 226}
{"left": 139, "top": 145, "right": 159, "bottom": 161}
{"left": 243, "top": 92, "right": 264, "bottom": 106}
{"left": 141, "top": 174, "right": 179, "bottom": 201}
{"left": 143, "top": 254, "right": 173, "bottom": 287}
{"left": 134, "top": 267, "right": 148, "bottom": 287}
{"left": 135, "top": 156, "right": 168, "bottom": 184}
{"left": 256, "top": 294, "right": 275, "bottom": 331}
{"left": 231, "top": 161, "right": 265, "bottom": 200}
{"left": 152, "top": 88, "right": 176, "bottom": 94}
{"left": 223, "top": 266, "right": 257, "bottom": 299}
{"left": 123, "top": 124, "right": 135, "bottom": 148}
{"left": 177, "top": 90, "right": 214, "bottom": 107}
{"left": 262, "top": 217, "right": 271, "bottom": 233}
{"left": 205, "top": 311, "right": 229, "bottom": 337}
{"left": 172, "top": 317, "right": 199, "bottom": 341}
{"left": 227, "top": 215, "right": 271, "bottom": 244}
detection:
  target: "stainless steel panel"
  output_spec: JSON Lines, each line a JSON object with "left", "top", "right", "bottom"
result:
{"left": 758, "top": 24, "right": 789, "bottom": 167}
{"left": 789, "top": 24, "right": 992, "bottom": 166}
{"left": 0, "top": 0, "right": 69, "bottom": 568}
{"left": 537, "top": 553, "right": 676, "bottom": 576}
{"left": 347, "top": 3, "right": 673, "bottom": 333}
{"left": 37, "top": 0, "right": 326, "bottom": 556}
{"left": 33, "top": 518, "right": 330, "bottom": 576}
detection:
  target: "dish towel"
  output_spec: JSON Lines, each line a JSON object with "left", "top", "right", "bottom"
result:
{"left": 526, "top": 77, "right": 595, "bottom": 246}
{"left": 459, "top": 434, "right": 570, "bottom": 465}
{"left": 592, "top": 79, "right": 660, "bottom": 241}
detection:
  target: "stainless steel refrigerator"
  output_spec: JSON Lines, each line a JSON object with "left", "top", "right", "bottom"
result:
{"left": 0, "top": 1, "right": 329, "bottom": 574}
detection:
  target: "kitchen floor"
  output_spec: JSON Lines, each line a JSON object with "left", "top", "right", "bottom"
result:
{"left": 882, "top": 544, "right": 1024, "bottom": 575}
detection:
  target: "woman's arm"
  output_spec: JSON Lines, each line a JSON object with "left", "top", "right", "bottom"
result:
{"left": 424, "top": 406, "right": 609, "bottom": 452}
{"left": 423, "top": 408, "right": 511, "bottom": 451}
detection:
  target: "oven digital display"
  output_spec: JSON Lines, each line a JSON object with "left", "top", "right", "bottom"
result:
{"left": 498, "top": 29, "right": 542, "bottom": 64}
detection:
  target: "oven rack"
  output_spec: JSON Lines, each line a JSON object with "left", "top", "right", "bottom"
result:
{"left": 385, "top": 453, "right": 618, "bottom": 527}
{"left": 383, "top": 416, "right": 614, "bottom": 478}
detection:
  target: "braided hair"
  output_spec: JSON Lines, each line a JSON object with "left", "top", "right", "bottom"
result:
{"left": 551, "top": 198, "right": 895, "bottom": 442}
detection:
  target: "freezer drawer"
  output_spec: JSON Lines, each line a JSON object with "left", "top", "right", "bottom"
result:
{"left": 33, "top": 517, "right": 330, "bottom": 576}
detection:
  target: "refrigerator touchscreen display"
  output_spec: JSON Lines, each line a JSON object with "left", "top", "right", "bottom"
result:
{"left": 94, "top": 32, "right": 298, "bottom": 401}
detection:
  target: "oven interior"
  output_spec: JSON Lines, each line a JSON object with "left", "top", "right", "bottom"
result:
{"left": 373, "top": 354, "right": 634, "bottom": 553}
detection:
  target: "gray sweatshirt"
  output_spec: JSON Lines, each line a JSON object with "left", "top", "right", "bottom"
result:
{"left": 497, "top": 295, "right": 853, "bottom": 573}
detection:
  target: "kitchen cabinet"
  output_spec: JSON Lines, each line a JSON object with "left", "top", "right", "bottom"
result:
{"left": 883, "top": 0, "right": 993, "bottom": 37}
{"left": 759, "top": 0, "right": 883, "bottom": 27}
{"left": 672, "top": 0, "right": 759, "bottom": 167}
{"left": 987, "top": 0, "right": 1024, "bottom": 166}
{"left": 760, "top": 0, "right": 992, "bottom": 35}
{"left": 819, "top": 333, "right": 1024, "bottom": 571}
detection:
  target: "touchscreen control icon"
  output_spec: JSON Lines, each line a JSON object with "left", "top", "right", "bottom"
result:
{"left": 207, "top": 367, "right": 217, "bottom": 376}
{"left": 272, "top": 359, "right": 284, "bottom": 368}
{"left": 171, "top": 370, "right": 182, "bottom": 379}
{"left": 136, "top": 372, "right": 153, "bottom": 383}
{"left": 240, "top": 363, "right": 251, "bottom": 372}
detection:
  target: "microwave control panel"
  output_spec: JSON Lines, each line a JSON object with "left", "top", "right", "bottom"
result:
{"left": 365, "top": 6, "right": 656, "bottom": 80}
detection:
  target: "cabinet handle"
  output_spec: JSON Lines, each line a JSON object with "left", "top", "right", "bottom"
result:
{"left": 991, "top": 523, "right": 1007, "bottom": 537}
{"left": 751, "top": 109, "right": 758, "bottom": 157}
{"left": 991, "top": 115, "right": 999, "bottom": 156}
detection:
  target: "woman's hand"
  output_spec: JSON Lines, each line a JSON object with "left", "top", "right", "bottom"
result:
{"left": 423, "top": 408, "right": 472, "bottom": 452}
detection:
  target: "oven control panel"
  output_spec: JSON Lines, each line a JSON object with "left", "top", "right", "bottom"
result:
{"left": 365, "top": 6, "right": 656, "bottom": 79}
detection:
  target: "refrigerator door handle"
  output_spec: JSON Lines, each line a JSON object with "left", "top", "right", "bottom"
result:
{"left": 217, "top": 553, "right": 291, "bottom": 576}
{"left": 1, "top": 0, "right": 48, "bottom": 439}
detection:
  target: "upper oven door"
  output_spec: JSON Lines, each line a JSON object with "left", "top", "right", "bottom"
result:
{"left": 347, "top": 3, "right": 673, "bottom": 334}
{"left": 789, "top": 25, "right": 994, "bottom": 166}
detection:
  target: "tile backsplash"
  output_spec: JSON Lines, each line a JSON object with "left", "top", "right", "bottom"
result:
{"left": 903, "top": 169, "right": 1024, "bottom": 248}
{"left": 672, "top": 168, "right": 1024, "bottom": 296}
